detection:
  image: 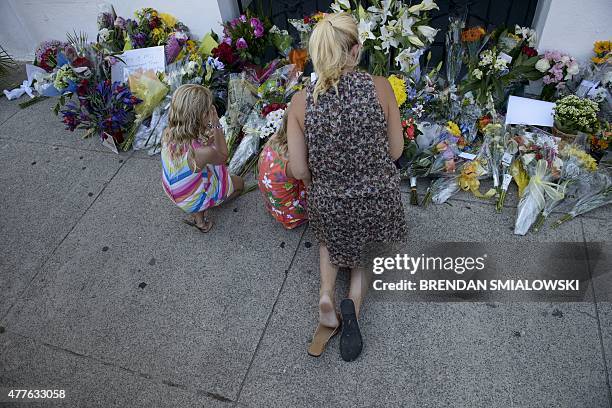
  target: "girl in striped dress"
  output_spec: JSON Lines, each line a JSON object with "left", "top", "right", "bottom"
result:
{"left": 161, "top": 84, "right": 244, "bottom": 232}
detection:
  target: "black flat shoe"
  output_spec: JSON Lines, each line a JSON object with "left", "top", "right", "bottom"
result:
{"left": 339, "top": 298, "right": 363, "bottom": 362}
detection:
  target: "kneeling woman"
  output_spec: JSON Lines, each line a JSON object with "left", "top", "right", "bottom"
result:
{"left": 257, "top": 110, "right": 307, "bottom": 229}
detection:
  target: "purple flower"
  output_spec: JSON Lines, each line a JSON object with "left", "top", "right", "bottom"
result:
{"left": 239, "top": 14, "right": 247, "bottom": 22}
{"left": 114, "top": 16, "right": 126, "bottom": 30}
{"left": 250, "top": 18, "right": 265, "bottom": 38}
{"left": 223, "top": 36, "right": 232, "bottom": 45}
{"left": 131, "top": 32, "right": 147, "bottom": 48}
{"left": 236, "top": 37, "right": 248, "bottom": 49}
{"left": 164, "top": 36, "right": 181, "bottom": 64}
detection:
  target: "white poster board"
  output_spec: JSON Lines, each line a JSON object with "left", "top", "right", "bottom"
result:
{"left": 111, "top": 46, "right": 166, "bottom": 83}
{"left": 505, "top": 95, "right": 555, "bottom": 127}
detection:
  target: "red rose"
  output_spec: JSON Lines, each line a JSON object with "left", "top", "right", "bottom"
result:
{"left": 304, "top": 16, "right": 311, "bottom": 23}
{"left": 77, "top": 79, "right": 90, "bottom": 97}
{"left": 212, "top": 42, "right": 238, "bottom": 66}
{"left": 521, "top": 45, "right": 537, "bottom": 58}
{"left": 72, "top": 56, "right": 92, "bottom": 69}
{"left": 262, "top": 102, "right": 287, "bottom": 117}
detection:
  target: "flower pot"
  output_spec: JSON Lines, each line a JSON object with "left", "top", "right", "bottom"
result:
{"left": 552, "top": 126, "right": 577, "bottom": 143}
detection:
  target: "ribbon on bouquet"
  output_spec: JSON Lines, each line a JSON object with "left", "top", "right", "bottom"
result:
{"left": 458, "top": 161, "right": 496, "bottom": 199}
{"left": 525, "top": 159, "right": 564, "bottom": 208}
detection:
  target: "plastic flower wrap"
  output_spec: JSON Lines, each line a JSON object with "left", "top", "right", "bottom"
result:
{"left": 552, "top": 171, "right": 612, "bottom": 228}
{"left": 122, "top": 69, "right": 168, "bottom": 150}
{"left": 514, "top": 159, "right": 564, "bottom": 235}
{"left": 445, "top": 15, "right": 465, "bottom": 86}
{"left": 532, "top": 145, "right": 598, "bottom": 231}
{"left": 225, "top": 72, "right": 258, "bottom": 157}
{"left": 423, "top": 146, "right": 495, "bottom": 206}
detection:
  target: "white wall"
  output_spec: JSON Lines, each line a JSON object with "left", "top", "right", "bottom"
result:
{"left": 0, "top": 0, "right": 237, "bottom": 61}
{"left": 533, "top": 0, "right": 612, "bottom": 62}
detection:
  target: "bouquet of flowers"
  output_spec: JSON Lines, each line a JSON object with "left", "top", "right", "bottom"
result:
{"left": 532, "top": 145, "right": 598, "bottom": 231}
{"left": 216, "top": 13, "right": 273, "bottom": 70}
{"left": 123, "top": 8, "right": 191, "bottom": 65}
{"left": 34, "top": 40, "right": 67, "bottom": 72}
{"left": 461, "top": 47, "right": 512, "bottom": 105}
{"left": 228, "top": 64, "right": 302, "bottom": 176}
{"left": 60, "top": 79, "right": 141, "bottom": 145}
{"left": 289, "top": 11, "right": 327, "bottom": 49}
{"left": 535, "top": 50, "right": 579, "bottom": 101}
{"left": 330, "top": 0, "right": 439, "bottom": 76}
{"left": 551, "top": 170, "right": 612, "bottom": 228}
{"left": 591, "top": 40, "right": 611, "bottom": 66}
{"left": 553, "top": 95, "right": 600, "bottom": 135}
{"left": 462, "top": 26, "right": 488, "bottom": 70}
{"left": 96, "top": 4, "right": 126, "bottom": 53}
{"left": 513, "top": 130, "right": 564, "bottom": 235}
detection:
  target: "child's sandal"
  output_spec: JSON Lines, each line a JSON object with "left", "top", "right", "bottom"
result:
{"left": 183, "top": 217, "right": 213, "bottom": 233}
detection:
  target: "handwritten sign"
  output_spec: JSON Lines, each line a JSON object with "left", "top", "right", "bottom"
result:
{"left": 111, "top": 46, "right": 166, "bottom": 83}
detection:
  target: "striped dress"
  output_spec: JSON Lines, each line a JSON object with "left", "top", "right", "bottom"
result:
{"left": 161, "top": 140, "right": 234, "bottom": 213}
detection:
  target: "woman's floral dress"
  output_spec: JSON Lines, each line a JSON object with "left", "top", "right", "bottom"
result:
{"left": 304, "top": 71, "right": 407, "bottom": 267}
{"left": 257, "top": 143, "right": 307, "bottom": 229}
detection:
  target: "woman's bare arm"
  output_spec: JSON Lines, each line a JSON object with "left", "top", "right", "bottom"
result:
{"left": 287, "top": 91, "right": 311, "bottom": 185}
{"left": 373, "top": 76, "right": 404, "bottom": 161}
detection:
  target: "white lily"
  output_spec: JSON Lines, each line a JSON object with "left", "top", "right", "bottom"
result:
{"left": 367, "top": 0, "right": 393, "bottom": 24}
{"left": 408, "top": 35, "right": 424, "bottom": 47}
{"left": 408, "top": 0, "right": 439, "bottom": 14}
{"left": 379, "top": 25, "right": 399, "bottom": 51}
{"left": 330, "top": 0, "right": 350, "bottom": 12}
{"left": 417, "top": 25, "right": 438, "bottom": 43}
{"left": 358, "top": 19, "right": 376, "bottom": 44}
{"left": 399, "top": 14, "right": 415, "bottom": 36}
{"left": 395, "top": 48, "right": 420, "bottom": 72}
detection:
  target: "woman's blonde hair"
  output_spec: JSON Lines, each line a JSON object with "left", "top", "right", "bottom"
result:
{"left": 163, "top": 84, "right": 214, "bottom": 160}
{"left": 308, "top": 12, "right": 359, "bottom": 103}
{"left": 268, "top": 109, "right": 289, "bottom": 157}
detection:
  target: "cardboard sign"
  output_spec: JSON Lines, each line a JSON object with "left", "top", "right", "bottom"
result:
{"left": 505, "top": 95, "right": 555, "bottom": 127}
{"left": 111, "top": 46, "right": 166, "bottom": 83}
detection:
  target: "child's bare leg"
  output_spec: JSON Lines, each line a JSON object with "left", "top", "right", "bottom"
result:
{"left": 319, "top": 244, "right": 339, "bottom": 327}
{"left": 348, "top": 266, "right": 367, "bottom": 317}
{"left": 225, "top": 174, "right": 244, "bottom": 202}
{"left": 193, "top": 210, "right": 212, "bottom": 229}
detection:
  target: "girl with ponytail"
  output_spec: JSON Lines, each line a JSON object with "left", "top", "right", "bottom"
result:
{"left": 287, "top": 12, "right": 407, "bottom": 361}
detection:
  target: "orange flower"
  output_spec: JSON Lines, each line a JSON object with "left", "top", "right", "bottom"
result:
{"left": 461, "top": 27, "right": 486, "bottom": 43}
{"left": 289, "top": 48, "right": 308, "bottom": 72}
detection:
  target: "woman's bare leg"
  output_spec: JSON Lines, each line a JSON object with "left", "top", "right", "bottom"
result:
{"left": 348, "top": 266, "right": 367, "bottom": 317}
{"left": 319, "top": 244, "right": 339, "bottom": 327}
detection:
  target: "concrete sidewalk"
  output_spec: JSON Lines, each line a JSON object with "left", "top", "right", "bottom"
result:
{"left": 0, "top": 67, "right": 611, "bottom": 407}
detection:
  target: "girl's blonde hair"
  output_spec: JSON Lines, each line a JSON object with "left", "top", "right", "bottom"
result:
{"left": 163, "top": 84, "right": 214, "bottom": 160}
{"left": 268, "top": 109, "right": 289, "bottom": 157}
{"left": 308, "top": 12, "right": 359, "bottom": 103}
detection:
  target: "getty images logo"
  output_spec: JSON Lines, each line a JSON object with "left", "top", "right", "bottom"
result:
{"left": 372, "top": 253, "right": 488, "bottom": 275}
